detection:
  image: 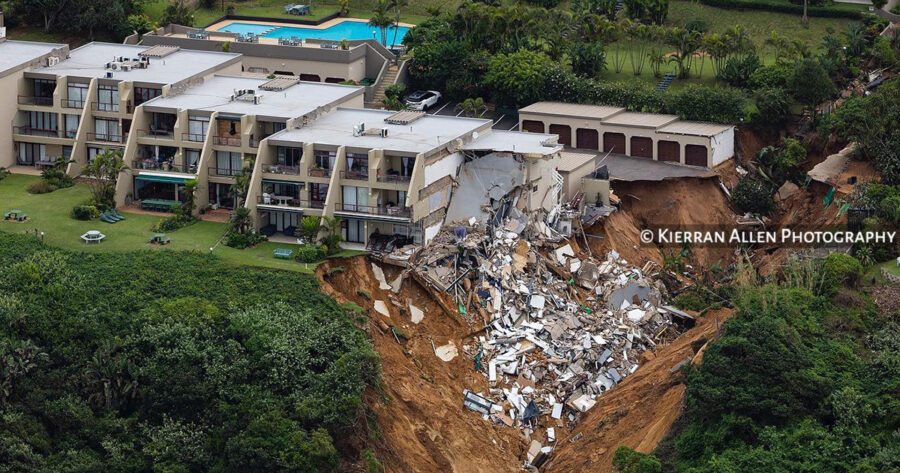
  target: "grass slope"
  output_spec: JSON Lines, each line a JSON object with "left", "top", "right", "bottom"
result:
{"left": 0, "top": 174, "right": 359, "bottom": 272}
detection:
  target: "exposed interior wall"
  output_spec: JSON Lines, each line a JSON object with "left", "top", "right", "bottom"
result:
{"left": 423, "top": 152, "right": 462, "bottom": 187}
{"left": 710, "top": 128, "right": 735, "bottom": 166}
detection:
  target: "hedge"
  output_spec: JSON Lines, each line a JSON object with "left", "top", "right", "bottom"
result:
{"left": 699, "top": 0, "right": 864, "bottom": 19}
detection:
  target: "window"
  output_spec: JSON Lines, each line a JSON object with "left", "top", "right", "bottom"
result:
{"left": 29, "top": 111, "right": 57, "bottom": 131}
{"left": 272, "top": 122, "right": 287, "bottom": 133}
{"left": 314, "top": 150, "right": 335, "bottom": 169}
{"left": 187, "top": 116, "right": 209, "bottom": 141}
{"left": 309, "top": 183, "right": 328, "bottom": 204}
{"left": 150, "top": 112, "right": 176, "bottom": 133}
{"left": 88, "top": 147, "right": 104, "bottom": 162}
{"left": 276, "top": 146, "right": 302, "bottom": 166}
{"left": 17, "top": 143, "right": 46, "bottom": 165}
{"left": 342, "top": 219, "right": 365, "bottom": 243}
{"left": 32, "top": 79, "right": 56, "bottom": 99}
{"left": 400, "top": 156, "right": 415, "bottom": 176}
{"left": 184, "top": 149, "right": 200, "bottom": 170}
{"left": 264, "top": 182, "right": 300, "bottom": 199}
{"left": 94, "top": 118, "right": 120, "bottom": 142}
{"left": 64, "top": 114, "right": 79, "bottom": 138}
{"left": 215, "top": 151, "right": 242, "bottom": 176}
{"left": 62, "top": 146, "right": 73, "bottom": 160}
{"left": 346, "top": 152, "right": 368, "bottom": 176}
{"left": 66, "top": 82, "right": 89, "bottom": 108}
{"left": 97, "top": 84, "right": 119, "bottom": 112}
{"left": 134, "top": 87, "right": 161, "bottom": 106}
{"left": 342, "top": 186, "right": 369, "bottom": 212}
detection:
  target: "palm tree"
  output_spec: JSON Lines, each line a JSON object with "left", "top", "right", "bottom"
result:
{"left": 369, "top": 0, "right": 393, "bottom": 45}
{"left": 802, "top": 0, "right": 809, "bottom": 27}
{"left": 389, "top": 0, "right": 409, "bottom": 48}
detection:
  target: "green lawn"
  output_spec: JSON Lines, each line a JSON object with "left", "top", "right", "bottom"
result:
{"left": 0, "top": 174, "right": 361, "bottom": 272}
{"left": 879, "top": 259, "right": 900, "bottom": 276}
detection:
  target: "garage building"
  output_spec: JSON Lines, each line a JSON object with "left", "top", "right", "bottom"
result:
{"left": 518, "top": 102, "right": 734, "bottom": 168}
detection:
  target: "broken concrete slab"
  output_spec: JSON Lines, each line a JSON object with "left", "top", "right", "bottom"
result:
{"left": 409, "top": 302, "right": 425, "bottom": 324}
{"left": 371, "top": 263, "right": 392, "bottom": 291}
{"left": 373, "top": 300, "right": 390, "bottom": 317}
{"left": 435, "top": 342, "right": 459, "bottom": 362}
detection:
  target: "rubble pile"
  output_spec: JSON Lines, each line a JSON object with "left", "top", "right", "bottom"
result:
{"left": 386, "top": 209, "right": 686, "bottom": 462}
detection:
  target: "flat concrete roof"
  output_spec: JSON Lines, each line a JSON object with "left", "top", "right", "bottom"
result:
{"left": 37, "top": 42, "right": 240, "bottom": 84}
{"left": 462, "top": 130, "right": 561, "bottom": 156}
{"left": 596, "top": 153, "right": 715, "bottom": 181}
{"left": 269, "top": 108, "right": 490, "bottom": 154}
{"left": 656, "top": 121, "right": 732, "bottom": 137}
{"left": 519, "top": 102, "right": 625, "bottom": 120}
{"left": 557, "top": 150, "right": 597, "bottom": 172}
{"left": 602, "top": 111, "right": 679, "bottom": 128}
{"left": 142, "top": 75, "right": 363, "bottom": 119}
{"left": 0, "top": 40, "right": 65, "bottom": 77}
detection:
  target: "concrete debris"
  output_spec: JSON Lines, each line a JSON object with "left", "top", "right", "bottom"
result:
{"left": 409, "top": 302, "right": 425, "bottom": 324}
{"left": 435, "top": 342, "right": 459, "bottom": 362}
{"left": 373, "top": 300, "right": 390, "bottom": 317}
{"left": 775, "top": 181, "right": 800, "bottom": 202}
{"left": 371, "top": 263, "right": 392, "bottom": 290}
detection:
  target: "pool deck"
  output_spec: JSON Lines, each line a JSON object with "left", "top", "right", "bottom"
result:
{"left": 205, "top": 17, "right": 416, "bottom": 33}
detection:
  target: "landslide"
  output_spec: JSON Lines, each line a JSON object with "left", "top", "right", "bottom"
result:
{"left": 316, "top": 257, "right": 524, "bottom": 473}
{"left": 545, "top": 308, "right": 734, "bottom": 473}
{"left": 587, "top": 178, "right": 737, "bottom": 269}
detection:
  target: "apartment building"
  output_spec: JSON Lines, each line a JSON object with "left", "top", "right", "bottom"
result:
{"left": 115, "top": 74, "right": 364, "bottom": 211}
{"left": 0, "top": 36, "right": 68, "bottom": 169}
{"left": 246, "top": 109, "right": 562, "bottom": 245}
{"left": 10, "top": 42, "right": 241, "bottom": 174}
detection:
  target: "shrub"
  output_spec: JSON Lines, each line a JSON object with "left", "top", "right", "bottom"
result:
{"left": 570, "top": 42, "right": 607, "bottom": 78}
{"left": 697, "top": 0, "right": 863, "bottom": 19}
{"left": 612, "top": 446, "right": 662, "bottom": 473}
{"left": 26, "top": 180, "right": 56, "bottom": 194}
{"left": 153, "top": 205, "right": 198, "bottom": 232}
{"left": 731, "top": 178, "right": 774, "bottom": 215}
{"left": 295, "top": 245, "right": 327, "bottom": 263}
{"left": 70, "top": 205, "right": 99, "bottom": 221}
{"left": 384, "top": 83, "right": 407, "bottom": 101}
{"left": 684, "top": 18, "right": 708, "bottom": 33}
{"left": 821, "top": 253, "right": 863, "bottom": 293}
{"left": 749, "top": 64, "right": 793, "bottom": 90}
{"left": 720, "top": 54, "right": 761, "bottom": 88}
{"left": 224, "top": 231, "right": 267, "bottom": 249}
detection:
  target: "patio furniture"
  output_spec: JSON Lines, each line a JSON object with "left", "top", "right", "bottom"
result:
{"left": 287, "top": 4, "right": 310, "bottom": 15}
{"left": 16, "top": 214, "right": 28, "bottom": 222}
{"left": 283, "top": 3, "right": 296, "bottom": 12}
{"left": 149, "top": 233, "right": 171, "bottom": 245}
{"left": 4, "top": 210, "right": 22, "bottom": 220}
{"left": 274, "top": 248, "right": 293, "bottom": 259}
{"left": 81, "top": 231, "right": 105, "bottom": 244}
{"left": 111, "top": 209, "right": 126, "bottom": 220}
{"left": 100, "top": 211, "right": 121, "bottom": 224}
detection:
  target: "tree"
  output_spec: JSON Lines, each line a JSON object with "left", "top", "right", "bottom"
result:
{"left": 80, "top": 149, "right": 127, "bottom": 209}
{"left": 613, "top": 446, "right": 662, "bottom": 473}
{"left": 389, "top": 0, "right": 409, "bottom": 48}
{"left": 484, "top": 49, "right": 556, "bottom": 107}
{"left": 369, "top": 0, "right": 393, "bottom": 45}
{"left": 160, "top": 0, "right": 194, "bottom": 27}
{"left": 181, "top": 179, "right": 199, "bottom": 216}
{"left": 229, "top": 207, "right": 252, "bottom": 235}
{"left": 731, "top": 178, "right": 774, "bottom": 215}
{"left": 570, "top": 41, "right": 607, "bottom": 78}
{"left": 788, "top": 58, "right": 836, "bottom": 116}
{"left": 298, "top": 216, "right": 322, "bottom": 243}
{"left": 666, "top": 27, "right": 701, "bottom": 79}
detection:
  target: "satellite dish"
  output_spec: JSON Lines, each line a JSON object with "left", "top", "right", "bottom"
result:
{"left": 472, "top": 131, "right": 479, "bottom": 140}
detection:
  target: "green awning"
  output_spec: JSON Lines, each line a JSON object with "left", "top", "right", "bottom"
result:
{"left": 136, "top": 175, "right": 192, "bottom": 184}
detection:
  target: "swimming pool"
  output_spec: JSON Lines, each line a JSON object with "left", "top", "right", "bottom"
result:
{"left": 216, "top": 20, "right": 410, "bottom": 45}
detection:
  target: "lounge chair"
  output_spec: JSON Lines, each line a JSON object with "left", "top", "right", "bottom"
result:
{"left": 3, "top": 212, "right": 12, "bottom": 220}
{"left": 100, "top": 212, "right": 117, "bottom": 224}
{"left": 283, "top": 3, "right": 297, "bottom": 13}
{"left": 16, "top": 214, "right": 27, "bottom": 222}
{"left": 111, "top": 209, "right": 126, "bottom": 220}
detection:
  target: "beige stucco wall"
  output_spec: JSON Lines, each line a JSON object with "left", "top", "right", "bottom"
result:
{"left": 241, "top": 56, "right": 366, "bottom": 82}
{"left": 1, "top": 72, "right": 23, "bottom": 167}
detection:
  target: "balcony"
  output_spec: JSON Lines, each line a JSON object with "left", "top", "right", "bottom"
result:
{"left": 250, "top": 138, "right": 260, "bottom": 148}
{"left": 213, "top": 136, "right": 241, "bottom": 147}
{"left": 377, "top": 172, "right": 412, "bottom": 184}
{"left": 133, "top": 159, "right": 195, "bottom": 174}
{"left": 262, "top": 163, "right": 300, "bottom": 175}
{"left": 137, "top": 129, "right": 175, "bottom": 139}
{"left": 86, "top": 132, "right": 125, "bottom": 143}
{"left": 208, "top": 167, "right": 240, "bottom": 177}
{"left": 257, "top": 195, "right": 324, "bottom": 209}
{"left": 18, "top": 96, "right": 54, "bottom": 106}
{"left": 63, "top": 98, "right": 85, "bottom": 109}
{"left": 337, "top": 203, "right": 411, "bottom": 218}
{"left": 13, "top": 126, "right": 60, "bottom": 138}
{"left": 182, "top": 132, "right": 206, "bottom": 143}
{"left": 92, "top": 102, "right": 120, "bottom": 113}
{"left": 341, "top": 170, "right": 369, "bottom": 181}
{"left": 308, "top": 167, "right": 332, "bottom": 178}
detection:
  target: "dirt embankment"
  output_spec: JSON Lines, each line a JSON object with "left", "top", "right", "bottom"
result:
{"left": 588, "top": 178, "right": 738, "bottom": 269}
{"left": 316, "top": 257, "right": 524, "bottom": 473}
{"left": 545, "top": 308, "right": 734, "bottom": 473}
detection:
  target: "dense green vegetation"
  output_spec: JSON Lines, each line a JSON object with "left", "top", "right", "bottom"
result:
{"left": 652, "top": 256, "right": 900, "bottom": 472}
{"left": 0, "top": 232, "right": 379, "bottom": 472}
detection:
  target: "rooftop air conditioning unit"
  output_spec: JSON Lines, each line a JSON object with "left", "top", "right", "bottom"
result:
{"left": 109, "top": 63, "right": 118, "bottom": 70}
{"left": 47, "top": 56, "right": 60, "bottom": 66}
{"left": 380, "top": 128, "right": 388, "bottom": 138}
{"left": 121, "top": 64, "right": 132, "bottom": 72}
{"left": 105, "top": 72, "right": 113, "bottom": 78}
{"left": 352, "top": 123, "right": 365, "bottom": 136}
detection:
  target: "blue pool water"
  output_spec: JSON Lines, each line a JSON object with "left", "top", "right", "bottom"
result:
{"left": 218, "top": 20, "right": 410, "bottom": 45}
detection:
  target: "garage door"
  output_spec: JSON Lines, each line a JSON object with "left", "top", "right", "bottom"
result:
{"left": 549, "top": 124, "right": 572, "bottom": 147}
{"left": 685, "top": 145, "right": 708, "bottom": 167}
{"left": 522, "top": 120, "right": 545, "bottom": 133}
{"left": 630, "top": 137, "right": 653, "bottom": 159}
{"left": 657, "top": 140, "right": 680, "bottom": 162}
{"left": 603, "top": 132, "right": 626, "bottom": 154}
{"left": 576, "top": 128, "right": 599, "bottom": 150}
